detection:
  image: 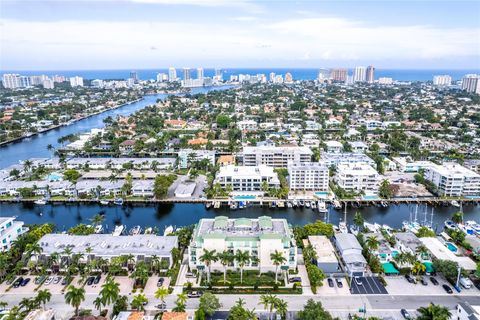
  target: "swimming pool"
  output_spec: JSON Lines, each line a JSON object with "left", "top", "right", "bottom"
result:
{"left": 46, "top": 172, "right": 63, "bottom": 182}
{"left": 363, "top": 195, "right": 379, "bottom": 200}
{"left": 445, "top": 242, "right": 458, "bottom": 253}
{"left": 234, "top": 195, "right": 256, "bottom": 200}
{"left": 314, "top": 192, "right": 328, "bottom": 199}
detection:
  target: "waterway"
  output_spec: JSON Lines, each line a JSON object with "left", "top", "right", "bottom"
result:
{"left": 1, "top": 202, "right": 479, "bottom": 233}
{"left": 0, "top": 86, "right": 229, "bottom": 168}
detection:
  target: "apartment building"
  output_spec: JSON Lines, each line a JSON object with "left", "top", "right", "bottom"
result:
{"left": 237, "top": 120, "right": 258, "bottom": 131}
{"left": 424, "top": 163, "right": 480, "bottom": 197}
{"left": 242, "top": 146, "right": 312, "bottom": 168}
{"left": 1, "top": 217, "right": 28, "bottom": 251}
{"left": 335, "top": 163, "right": 379, "bottom": 195}
{"left": 188, "top": 216, "right": 297, "bottom": 273}
{"left": 320, "top": 152, "right": 375, "bottom": 167}
{"left": 214, "top": 165, "right": 280, "bottom": 192}
{"left": 287, "top": 161, "right": 329, "bottom": 191}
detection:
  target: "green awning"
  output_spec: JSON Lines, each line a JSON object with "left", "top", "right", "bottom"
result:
{"left": 423, "top": 262, "right": 434, "bottom": 273}
{"left": 382, "top": 262, "right": 399, "bottom": 274}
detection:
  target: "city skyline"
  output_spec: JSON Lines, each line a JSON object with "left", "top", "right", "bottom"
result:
{"left": 1, "top": 0, "right": 479, "bottom": 70}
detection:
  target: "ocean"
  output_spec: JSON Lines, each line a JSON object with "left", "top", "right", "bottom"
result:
{"left": 3, "top": 68, "right": 479, "bottom": 82}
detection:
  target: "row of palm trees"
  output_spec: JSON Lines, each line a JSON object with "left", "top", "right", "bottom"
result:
{"left": 199, "top": 249, "right": 287, "bottom": 285}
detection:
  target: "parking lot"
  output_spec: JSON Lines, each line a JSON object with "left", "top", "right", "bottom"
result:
{"left": 350, "top": 276, "right": 388, "bottom": 295}
{"left": 385, "top": 275, "right": 480, "bottom": 295}
{"left": 316, "top": 277, "right": 351, "bottom": 296}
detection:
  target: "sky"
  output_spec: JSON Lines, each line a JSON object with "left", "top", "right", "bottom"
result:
{"left": 1, "top": 0, "right": 479, "bottom": 70}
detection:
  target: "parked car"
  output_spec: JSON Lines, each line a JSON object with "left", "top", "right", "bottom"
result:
{"left": 13, "top": 277, "right": 23, "bottom": 288}
{"left": 354, "top": 277, "right": 362, "bottom": 286}
{"left": 61, "top": 277, "right": 68, "bottom": 286}
{"left": 35, "top": 275, "right": 46, "bottom": 285}
{"left": 400, "top": 309, "right": 411, "bottom": 319}
{"left": 20, "top": 278, "right": 31, "bottom": 286}
{"left": 86, "top": 276, "right": 95, "bottom": 285}
{"left": 327, "top": 278, "right": 334, "bottom": 287}
{"left": 187, "top": 291, "right": 202, "bottom": 298}
{"left": 44, "top": 276, "right": 54, "bottom": 285}
{"left": 155, "top": 303, "right": 167, "bottom": 310}
{"left": 157, "top": 277, "right": 165, "bottom": 287}
{"left": 430, "top": 277, "right": 439, "bottom": 286}
{"left": 93, "top": 275, "right": 101, "bottom": 285}
{"left": 442, "top": 284, "right": 453, "bottom": 294}
{"left": 53, "top": 276, "right": 62, "bottom": 284}
{"left": 336, "top": 278, "right": 343, "bottom": 288}
{"left": 405, "top": 274, "right": 416, "bottom": 284}
{"left": 289, "top": 277, "right": 301, "bottom": 283}
{"left": 185, "top": 272, "right": 196, "bottom": 278}
{"left": 460, "top": 277, "right": 473, "bottom": 289}
{"left": 420, "top": 277, "right": 428, "bottom": 286}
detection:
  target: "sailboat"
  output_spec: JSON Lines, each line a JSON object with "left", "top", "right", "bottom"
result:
{"left": 338, "top": 202, "right": 348, "bottom": 233}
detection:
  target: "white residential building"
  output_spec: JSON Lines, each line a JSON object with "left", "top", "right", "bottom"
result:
{"left": 321, "top": 152, "right": 375, "bottom": 167}
{"left": 177, "top": 149, "right": 215, "bottom": 169}
{"left": 1, "top": 217, "right": 28, "bottom": 251}
{"left": 237, "top": 120, "right": 258, "bottom": 131}
{"left": 42, "top": 78, "right": 54, "bottom": 89}
{"left": 214, "top": 165, "right": 280, "bottom": 192}
{"left": 335, "top": 163, "right": 379, "bottom": 195}
{"left": 288, "top": 162, "right": 329, "bottom": 191}
{"left": 433, "top": 75, "right": 452, "bottom": 86}
{"left": 69, "top": 76, "right": 84, "bottom": 87}
{"left": 325, "top": 140, "right": 343, "bottom": 153}
{"left": 456, "top": 302, "right": 480, "bottom": 320}
{"left": 243, "top": 146, "right": 312, "bottom": 168}
{"left": 350, "top": 141, "right": 368, "bottom": 153}
{"left": 462, "top": 74, "right": 480, "bottom": 94}
{"left": 392, "top": 157, "right": 434, "bottom": 173}
{"left": 425, "top": 163, "right": 480, "bottom": 197}
{"left": 378, "top": 77, "right": 393, "bottom": 85}
{"left": 168, "top": 67, "right": 177, "bottom": 81}
{"left": 353, "top": 66, "right": 366, "bottom": 82}
{"left": 188, "top": 216, "right": 297, "bottom": 273}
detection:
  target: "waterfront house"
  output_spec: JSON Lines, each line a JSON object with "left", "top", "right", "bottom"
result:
{"left": 420, "top": 237, "right": 477, "bottom": 271}
{"left": 333, "top": 233, "right": 367, "bottom": 277}
{"left": 214, "top": 165, "right": 280, "bottom": 193}
{"left": 188, "top": 216, "right": 297, "bottom": 273}
{"left": 424, "top": 162, "right": 480, "bottom": 197}
{"left": 1, "top": 217, "right": 28, "bottom": 251}
{"left": 307, "top": 236, "right": 340, "bottom": 274}
{"left": 334, "top": 163, "right": 379, "bottom": 196}
{"left": 119, "top": 140, "right": 135, "bottom": 154}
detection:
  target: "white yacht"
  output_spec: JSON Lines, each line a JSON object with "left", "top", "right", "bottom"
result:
{"left": 164, "top": 225, "right": 174, "bottom": 236}
{"left": 317, "top": 201, "right": 328, "bottom": 213}
{"left": 112, "top": 225, "right": 125, "bottom": 236}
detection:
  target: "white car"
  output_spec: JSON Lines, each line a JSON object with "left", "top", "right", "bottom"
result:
{"left": 354, "top": 277, "right": 363, "bottom": 286}
{"left": 44, "top": 276, "right": 54, "bottom": 285}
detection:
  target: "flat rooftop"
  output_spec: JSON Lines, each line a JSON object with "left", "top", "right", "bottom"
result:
{"left": 420, "top": 237, "right": 477, "bottom": 271}
{"left": 38, "top": 234, "right": 178, "bottom": 257}
{"left": 308, "top": 235, "right": 338, "bottom": 263}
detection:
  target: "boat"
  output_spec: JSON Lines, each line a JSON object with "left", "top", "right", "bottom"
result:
{"left": 112, "top": 225, "right": 125, "bottom": 236}
{"left": 339, "top": 221, "right": 348, "bottom": 234}
{"left": 350, "top": 225, "right": 359, "bottom": 236}
{"left": 238, "top": 201, "right": 246, "bottom": 209}
{"left": 144, "top": 227, "right": 153, "bottom": 234}
{"left": 451, "top": 200, "right": 460, "bottom": 208}
{"left": 94, "top": 225, "right": 104, "bottom": 234}
{"left": 129, "top": 225, "right": 142, "bottom": 235}
{"left": 363, "top": 221, "right": 377, "bottom": 233}
{"left": 277, "top": 201, "right": 285, "bottom": 208}
{"left": 298, "top": 200, "right": 305, "bottom": 207}
{"left": 381, "top": 201, "right": 388, "bottom": 208}
{"left": 317, "top": 201, "right": 328, "bottom": 213}
{"left": 286, "top": 201, "right": 293, "bottom": 208}
{"left": 214, "top": 201, "right": 221, "bottom": 209}
{"left": 333, "top": 200, "right": 342, "bottom": 210}
{"left": 229, "top": 202, "right": 238, "bottom": 210}
{"left": 34, "top": 199, "right": 47, "bottom": 205}
{"left": 113, "top": 198, "right": 124, "bottom": 206}
{"left": 292, "top": 200, "right": 298, "bottom": 208}
{"left": 100, "top": 200, "right": 109, "bottom": 205}
{"left": 305, "top": 201, "right": 311, "bottom": 209}
{"left": 444, "top": 220, "right": 457, "bottom": 230}
{"left": 374, "top": 223, "right": 382, "bottom": 232}
{"left": 311, "top": 201, "right": 317, "bottom": 209}
{"left": 333, "top": 225, "right": 340, "bottom": 233}
{"left": 382, "top": 224, "right": 393, "bottom": 235}
{"left": 465, "top": 220, "right": 480, "bottom": 234}
{"left": 205, "top": 202, "right": 212, "bottom": 210}
{"left": 164, "top": 225, "right": 174, "bottom": 236}
{"left": 402, "top": 220, "right": 422, "bottom": 233}
{"left": 270, "top": 201, "right": 277, "bottom": 208}
{"left": 457, "top": 223, "right": 475, "bottom": 235}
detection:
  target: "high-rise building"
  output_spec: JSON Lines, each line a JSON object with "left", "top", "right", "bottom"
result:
{"left": 129, "top": 71, "right": 138, "bottom": 83}
{"left": 156, "top": 73, "right": 167, "bottom": 82}
{"left": 433, "top": 75, "right": 452, "bottom": 86}
{"left": 330, "top": 68, "right": 347, "bottom": 82}
{"left": 269, "top": 72, "right": 276, "bottom": 82}
{"left": 29, "top": 75, "right": 48, "bottom": 86}
{"left": 53, "top": 75, "right": 66, "bottom": 83}
{"left": 42, "top": 78, "right": 54, "bottom": 89}
{"left": 2, "top": 74, "right": 21, "bottom": 89}
{"left": 168, "top": 67, "right": 177, "bottom": 81}
{"left": 91, "top": 79, "right": 104, "bottom": 88}
{"left": 317, "top": 68, "right": 330, "bottom": 82}
{"left": 366, "top": 65, "right": 375, "bottom": 83}
{"left": 353, "top": 66, "right": 367, "bottom": 82}
{"left": 461, "top": 74, "right": 480, "bottom": 94}
{"left": 284, "top": 72, "right": 293, "bottom": 83}
{"left": 183, "top": 68, "right": 191, "bottom": 80}
{"left": 19, "top": 76, "right": 31, "bottom": 88}
{"left": 69, "top": 76, "right": 84, "bottom": 87}
{"left": 197, "top": 67, "right": 204, "bottom": 80}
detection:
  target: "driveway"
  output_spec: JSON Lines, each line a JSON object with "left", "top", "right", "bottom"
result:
{"left": 114, "top": 276, "right": 135, "bottom": 295}
{"left": 316, "top": 277, "right": 351, "bottom": 296}
{"left": 384, "top": 275, "right": 477, "bottom": 295}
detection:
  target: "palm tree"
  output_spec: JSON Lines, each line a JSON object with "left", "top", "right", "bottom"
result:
{"left": 130, "top": 293, "right": 148, "bottom": 311}
{"left": 274, "top": 298, "right": 288, "bottom": 320}
{"left": 98, "top": 276, "right": 120, "bottom": 307}
{"left": 64, "top": 285, "right": 85, "bottom": 316}
{"left": 259, "top": 294, "right": 276, "bottom": 320}
{"left": 353, "top": 211, "right": 364, "bottom": 228}
{"left": 235, "top": 250, "right": 250, "bottom": 284}
{"left": 451, "top": 211, "right": 463, "bottom": 224}
{"left": 90, "top": 214, "right": 105, "bottom": 226}
{"left": 412, "top": 261, "right": 426, "bottom": 275}
{"left": 25, "top": 242, "right": 43, "bottom": 260}
{"left": 173, "top": 292, "right": 188, "bottom": 312}
{"left": 35, "top": 289, "right": 51, "bottom": 310}
{"left": 416, "top": 303, "right": 451, "bottom": 320}
{"left": 93, "top": 296, "right": 103, "bottom": 311}
{"left": 23, "top": 159, "right": 33, "bottom": 174}
{"left": 154, "top": 287, "right": 169, "bottom": 305}
{"left": 270, "top": 250, "right": 286, "bottom": 284}
{"left": 302, "top": 244, "right": 317, "bottom": 264}
{"left": 217, "top": 250, "right": 234, "bottom": 284}
{"left": 366, "top": 236, "right": 380, "bottom": 251}
{"left": 199, "top": 249, "right": 218, "bottom": 283}
{"left": 130, "top": 261, "right": 149, "bottom": 288}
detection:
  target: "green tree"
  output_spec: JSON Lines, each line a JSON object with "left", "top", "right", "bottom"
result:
{"left": 366, "top": 236, "right": 380, "bottom": 251}
{"left": 412, "top": 261, "right": 426, "bottom": 275}
{"left": 297, "top": 299, "right": 333, "bottom": 320}
{"left": 270, "top": 250, "right": 286, "bottom": 284}
{"left": 199, "top": 292, "right": 222, "bottom": 316}
{"left": 64, "top": 285, "right": 85, "bottom": 316}
{"left": 130, "top": 261, "right": 149, "bottom": 287}
{"left": 227, "top": 298, "right": 257, "bottom": 320}
{"left": 98, "top": 276, "right": 120, "bottom": 307}
{"left": 379, "top": 179, "right": 393, "bottom": 199}
{"left": 217, "top": 250, "right": 234, "bottom": 284}
{"left": 235, "top": 250, "right": 251, "bottom": 284}
{"left": 153, "top": 174, "right": 177, "bottom": 199}
{"left": 173, "top": 292, "right": 188, "bottom": 312}
{"left": 130, "top": 293, "right": 148, "bottom": 311}
{"left": 353, "top": 212, "right": 364, "bottom": 228}
{"left": 154, "top": 287, "right": 169, "bottom": 305}
{"left": 451, "top": 212, "right": 463, "bottom": 224}
{"left": 416, "top": 226, "right": 435, "bottom": 238}
{"left": 63, "top": 169, "right": 81, "bottom": 184}
{"left": 306, "top": 264, "right": 325, "bottom": 291}
{"left": 259, "top": 294, "right": 276, "bottom": 320}
{"left": 112, "top": 295, "right": 129, "bottom": 317}
{"left": 416, "top": 303, "right": 451, "bottom": 320}
{"left": 35, "top": 289, "right": 51, "bottom": 310}
{"left": 216, "top": 114, "right": 231, "bottom": 128}
{"left": 432, "top": 259, "right": 459, "bottom": 281}
{"left": 199, "top": 249, "right": 218, "bottom": 283}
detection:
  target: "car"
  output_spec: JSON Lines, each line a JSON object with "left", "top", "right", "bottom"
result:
{"left": 187, "top": 291, "right": 202, "bottom": 298}
{"left": 185, "top": 272, "right": 196, "bottom": 278}
{"left": 61, "top": 277, "right": 68, "bottom": 286}
{"left": 400, "top": 309, "right": 411, "bottom": 319}
{"left": 354, "top": 277, "right": 362, "bottom": 286}
{"left": 155, "top": 303, "right": 167, "bottom": 310}
{"left": 157, "top": 277, "right": 165, "bottom": 287}
{"left": 442, "top": 284, "right": 453, "bottom": 294}
{"left": 53, "top": 276, "right": 61, "bottom": 284}
{"left": 20, "top": 278, "right": 31, "bottom": 286}
{"left": 86, "top": 276, "right": 95, "bottom": 286}
{"left": 336, "top": 278, "right": 343, "bottom": 288}
{"left": 44, "top": 276, "right": 54, "bottom": 285}
{"left": 35, "top": 275, "right": 46, "bottom": 285}
{"left": 289, "top": 277, "right": 301, "bottom": 283}
{"left": 327, "top": 278, "right": 334, "bottom": 287}
{"left": 12, "top": 277, "right": 23, "bottom": 288}
{"left": 420, "top": 277, "right": 428, "bottom": 286}
{"left": 430, "top": 277, "right": 439, "bottom": 286}
{"left": 405, "top": 274, "right": 416, "bottom": 284}
{"left": 93, "top": 275, "right": 101, "bottom": 285}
